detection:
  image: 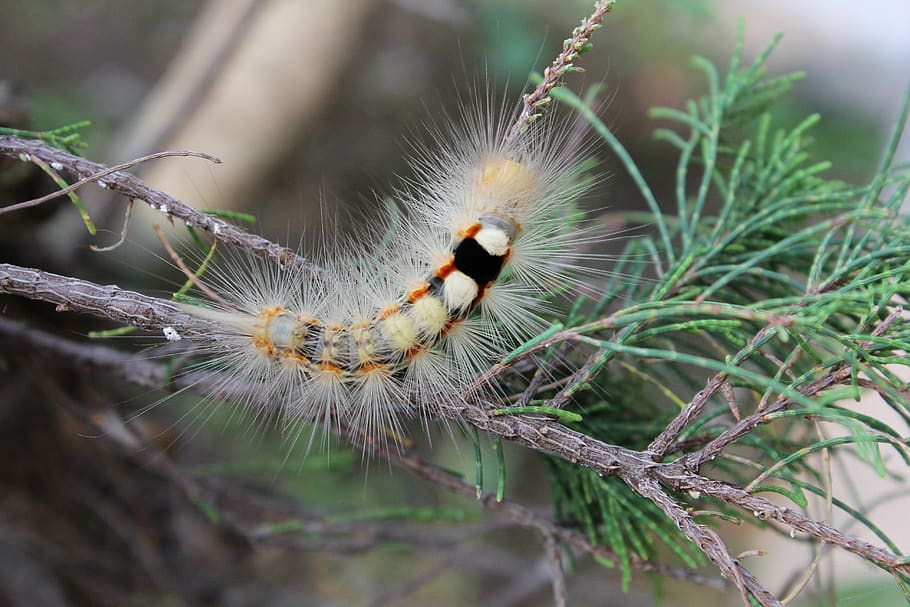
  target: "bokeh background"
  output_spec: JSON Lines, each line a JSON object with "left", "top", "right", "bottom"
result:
{"left": 1, "top": 1, "right": 909, "bottom": 605}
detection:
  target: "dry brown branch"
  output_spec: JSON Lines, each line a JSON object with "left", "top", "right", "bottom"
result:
{"left": 0, "top": 135, "right": 321, "bottom": 274}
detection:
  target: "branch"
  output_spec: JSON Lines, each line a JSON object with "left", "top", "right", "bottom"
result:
{"left": 0, "top": 263, "right": 220, "bottom": 340}
{"left": 680, "top": 303, "right": 906, "bottom": 470}
{"left": 0, "top": 135, "right": 321, "bottom": 274}
{"left": 506, "top": 0, "right": 615, "bottom": 143}
{"left": 658, "top": 469, "right": 910, "bottom": 573}
{"left": 683, "top": 365, "right": 854, "bottom": 469}
{"left": 382, "top": 442, "right": 722, "bottom": 588}
{"left": 648, "top": 325, "right": 777, "bottom": 458}
{"left": 634, "top": 477, "right": 778, "bottom": 607}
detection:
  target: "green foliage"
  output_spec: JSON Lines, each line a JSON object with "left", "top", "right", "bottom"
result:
{"left": 540, "top": 27, "right": 910, "bottom": 587}
{"left": 0, "top": 120, "right": 91, "bottom": 154}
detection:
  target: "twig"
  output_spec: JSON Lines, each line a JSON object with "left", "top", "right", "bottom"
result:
{"left": 1, "top": 149, "right": 220, "bottom": 215}
{"left": 683, "top": 365, "right": 854, "bottom": 469}
{"left": 152, "top": 223, "right": 231, "bottom": 307}
{"left": 543, "top": 531, "right": 568, "bottom": 607}
{"left": 505, "top": 0, "right": 616, "bottom": 144}
{"left": 634, "top": 477, "right": 778, "bottom": 607}
{"left": 648, "top": 326, "right": 776, "bottom": 458}
{"left": 382, "top": 443, "right": 721, "bottom": 587}
{"left": 0, "top": 263, "right": 220, "bottom": 340}
{"left": 682, "top": 305, "right": 907, "bottom": 468}
{"left": 90, "top": 198, "right": 134, "bottom": 252}
{"left": 659, "top": 470, "right": 910, "bottom": 574}
{"left": 0, "top": 136, "right": 321, "bottom": 274}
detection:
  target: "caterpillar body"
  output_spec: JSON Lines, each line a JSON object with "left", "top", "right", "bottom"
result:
{"left": 177, "top": 103, "right": 598, "bottom": 451}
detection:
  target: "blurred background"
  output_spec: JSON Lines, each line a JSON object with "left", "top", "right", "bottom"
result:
{"left": 1, "top": 1, "right": 909, "bottom": 605}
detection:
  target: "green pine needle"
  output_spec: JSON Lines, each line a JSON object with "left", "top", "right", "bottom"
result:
{"left": 533, "top": 25, "right": 910, "bottom": 588}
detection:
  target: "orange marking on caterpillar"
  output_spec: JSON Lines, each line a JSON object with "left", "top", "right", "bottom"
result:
{"left": 378, "top": 304, "right": 400, "bottom": 319}
{"left": 458, "top": 222, "right": 482, "bottom": 239}
{"left": 317, "top": 361, "right": 344, "bottom": 374}
{"left": 435, "top": 255, "right": 456, "bottom": 279}
{"left": 281, "top": 350, "right": 310, "bottom": 367}
{"left": 406, "top": 283, "right": 430, "bottom": 303}
{"left": 252, "top": 336, "right": 277, "bottom": 356}
{"left": 259, "top": 305, "right": 286, "bottom": 319}
{"left": 405, "top": 343, "right": 427, "bottom": 361}
{"left": 359, "top": 362, "right": 388, "bottom": 374}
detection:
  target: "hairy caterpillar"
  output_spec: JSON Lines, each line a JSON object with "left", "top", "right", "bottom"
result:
{"left": 167, "top": 97, "right": 605, "bottom": 452}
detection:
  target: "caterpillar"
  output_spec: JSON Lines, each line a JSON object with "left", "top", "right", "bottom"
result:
{"left": 174, "top": 101, "right": 602, "bottom": 452}
{"left": 120, "top": 1, "right": 625, "bottom": 454}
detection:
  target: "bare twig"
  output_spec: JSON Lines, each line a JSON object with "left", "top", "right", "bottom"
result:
{"left": 681, "top": 305, "right": 906, "bottom": 468}
{"left": 0, "top": 136, "right": 320, "bottom": 274}
{"left": 505, "top": 0, "right": 615, "bottom": 144}
{"left": 543, "top": 530, "right": 568, "bottom": 607}
{"left": 0, "top": 263, "right": 220, "bottom": 340}
{"left": 659, "top": 471, "right": 910, "bottom": 574}
{"left": 1, "top": 149, "right": 220, "bottom": 215}
{"left": 683, "top": 365, "right": 853, "bottom": 469}
{"left": 381, "top": 443, "right": 721, "bottom": 587}
{"left": 152, "top": 223, "right": 231, "bottom": 307}
{"left": 90, "top": 198, "right": 134, "bottom": 252}
{"left": 633, "top": 477, "right": 774, "bottom": 607}
{"left": 648, "top": 326, "right": 776, "bottom": 458}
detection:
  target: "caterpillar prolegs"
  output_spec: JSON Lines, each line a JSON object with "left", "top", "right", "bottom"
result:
{"left": 175, "top": 101, "right": 604, "bottom": 452}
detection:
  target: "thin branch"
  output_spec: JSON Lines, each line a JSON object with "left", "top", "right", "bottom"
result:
{"left": 542, "top": 530, "right": 568, "bottom": 607}
{"left": 0, "top": 149, "right": 220, "bottom": 215}
{"left": 505, "top": 0, "right": 615, "bottom": 144}
{"left": 659, "top": 470, "right": 910, "bottom": 573}
{"left": 0, "top": 263, "right": 220, "bottom": 340}
{"left": 634, "top": 477, "right": 778, "bottom": 607}
{"left": 152, "top": 223, "right": 231, "bottom": 307}
{"left": 683, "top": 364, "right": 853, "bottom": 469}
{"left": 382, "top": 443, "right": 720, "bottom": 587}
{"left": 648, "top": 325, "right": 775, "bottom": 458}
{"left": 90, "top": 198, "right": 134, "bottom": 252}
{"left": 0, "top": 136, "right": 321, "bottom": 274}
